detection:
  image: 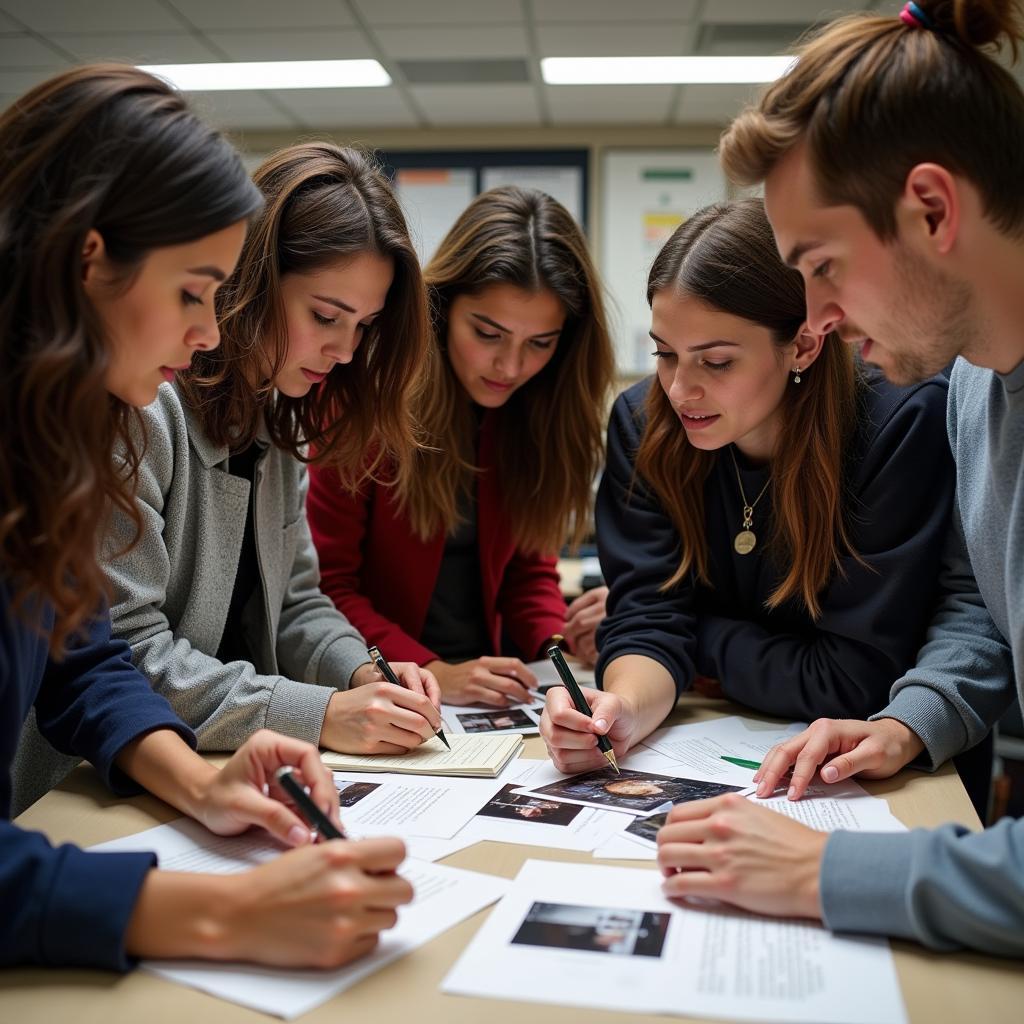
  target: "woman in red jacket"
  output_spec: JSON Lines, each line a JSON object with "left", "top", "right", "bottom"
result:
{"left": 309, "top": 186, "right": 615, "bottom": 705}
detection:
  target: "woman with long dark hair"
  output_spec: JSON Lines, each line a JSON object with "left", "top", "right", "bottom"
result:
{"left": 309, "top": 186, "right": 615, "bottom": 706}
{"left": 542, "top": 198, "right": 954, "bottom": 772}
{"left": 101, "top": 143, "right": 442, "bottom": 755}
{"left": 2, "top": 66, "right": 410, "bottom": 971}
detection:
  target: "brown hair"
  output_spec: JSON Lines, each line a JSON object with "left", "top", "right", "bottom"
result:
{"left": 401, "top": 186, "right": 615, "bottom": 554}
{"left": 0, "top": 65, "right": 261, "bottom": 654}
{"left": 182, "top": 143, "right": 429, "bottom": 486}
{"left": 720, "top": 1, "right": 1024, "bottom": 239}
{"left": 636, "top": 199, "right": 859, "bottom": 618}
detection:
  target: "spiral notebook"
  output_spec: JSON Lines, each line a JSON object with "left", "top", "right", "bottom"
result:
{"left": 321, "top": 733, "right": 524, "bottom": 778}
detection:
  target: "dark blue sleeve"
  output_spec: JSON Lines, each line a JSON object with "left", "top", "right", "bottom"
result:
{"left": 698, "top": 380, "right": 955, "bottom": 721}
{"left": 33, "top": 610, "right": 195, "bottom": 796}
{"left": 595, "top": 385, "right": 697, "bottom": 693}
{"left": 0, "top": 822, "right": 156, "bottom": 969}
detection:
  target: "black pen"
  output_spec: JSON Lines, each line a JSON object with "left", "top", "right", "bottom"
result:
{"left": 546, "top": 641, "right": 620, "bottom": 774}
{"left": 367, "top": 645, "right": 451, "bottom": 750}
{"left": 275, "top": 765, "right": 347, "bottom": 840}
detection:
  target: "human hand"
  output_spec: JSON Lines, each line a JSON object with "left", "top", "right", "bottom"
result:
{"left": 658, "top": 795, "right": 828, "bottom": 919}
{"left": 562, "top": 586, "right": 608, "bottom": 668}
{"left": 321, "top": 683, "right": 443, "bottom": 754}
{"left": 754, "top": 717, "right": 924, "bottom": 800}
{"left": 190, "top": 729, "right": 342, "bottom": 846}
{"left": 350, "top": 660, "right": 441, "bottom": 710}
{"left": 426, "top": 657, "right": 535, "bottom": 706}
{"left": 218, "top": 838, "right": 412, "bottom": 967}
{"left": 540, "top": 685, "right": 636, "bottom": 773}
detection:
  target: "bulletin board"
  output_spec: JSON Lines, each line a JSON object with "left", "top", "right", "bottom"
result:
{"left": 600, "top": 149, "right": 727, "bottom": 373}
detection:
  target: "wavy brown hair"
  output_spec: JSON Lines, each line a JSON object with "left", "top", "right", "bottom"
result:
{"left": 719, "top": 1, "right": 1024, "bottom": 240}
{"left": 400, "top": 186, "right": 615, "bottom": 554}
{"left": 180, "top": 143, "right": 429, "bottom": 486}
{"left": 0, "top": 64, "right": 261, "bottom": 654}
{"left": 636, "top": 199, "right": 860, "bottom": 618}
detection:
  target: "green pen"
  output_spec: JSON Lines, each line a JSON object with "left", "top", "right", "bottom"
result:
{"left": 720, "top": 755, "right": 762, "bottom": 771}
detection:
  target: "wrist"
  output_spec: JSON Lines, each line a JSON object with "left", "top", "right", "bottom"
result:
{"left": 879, "top": 717, "right": 925, "bottom": 765}
{"left": 349, "top": 662, "right": 376, "bottom": 688}
{"left": 799, "top": 830, "right": 830, "bottom": 920}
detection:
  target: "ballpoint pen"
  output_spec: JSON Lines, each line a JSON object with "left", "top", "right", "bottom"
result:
{"left": 275, "top": 765, "right": 347, "bottom": 840}
{"left": 367, "top": 644, "right": 451, "bottom": 750}
{"left": 546, "top": 640, "right": 620, "bottom": 774}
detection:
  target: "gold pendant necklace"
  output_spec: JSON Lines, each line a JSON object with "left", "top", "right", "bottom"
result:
{"left": 729, "top": 447, "right": 771, "bottom": 556}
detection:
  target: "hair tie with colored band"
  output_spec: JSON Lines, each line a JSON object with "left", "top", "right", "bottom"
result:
{"left": 900, "top": 2, "right": 939, "bottom": 31}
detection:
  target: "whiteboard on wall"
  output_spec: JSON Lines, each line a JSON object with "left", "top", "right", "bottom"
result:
{"left": 600, "top": 149, "right": 727, "bottom": 373}
{"left": 395, "top": 167, "right": 477, "bottom": 266}
{"left": 480, "top": 165, "right": 584, "bottom": 225}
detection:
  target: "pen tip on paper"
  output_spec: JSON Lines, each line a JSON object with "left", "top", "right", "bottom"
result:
{"left": 437, "top": 728, "right": 451, "bottom": 750}
{"left": 604, "top": 749, "right": 620, "bottom": 774}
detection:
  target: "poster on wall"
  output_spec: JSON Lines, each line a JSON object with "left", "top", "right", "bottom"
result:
{"left": 480, "top": 166, "right": 584, "bottom": 225}
{"left": 600, "top": 150, "right": 727, "bottom": 373}
{"left": 395, "top": 167, "right": 477, "bottom": 265}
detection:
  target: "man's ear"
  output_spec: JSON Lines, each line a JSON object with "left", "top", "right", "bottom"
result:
{"left": 80, "top": 228, "right": 107, "bottom": 292}
{"left": 901, "top": 162, "right": 959, "bottom": 256}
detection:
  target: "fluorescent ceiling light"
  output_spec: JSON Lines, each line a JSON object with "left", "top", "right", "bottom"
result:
{"left": 541, "top": 56, "right": 795, "bottom": 85}
{"left": 139, "top": 60, "right": 391, "bottom": 91}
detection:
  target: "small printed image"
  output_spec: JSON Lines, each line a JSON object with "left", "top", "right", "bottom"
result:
{"left": 511, "top": 901, "right": 670, "bottom": 958}
{"left": 527, "top": 768, "right": 745, "bottom": 814}
{"left": 624, "top": 811, "right": 668, "bottom": 846}
{"left": 334, "top": 781, "right": 380, "bottom": 808}
{"left": 457, "top": 708, "right": 535, "bottom": 733}
{"left": 476, "top": 784, "right": 582, "bottom": 826}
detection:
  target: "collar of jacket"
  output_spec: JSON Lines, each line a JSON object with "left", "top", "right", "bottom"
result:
{"left": 173, "top": 381, "right": 272, "bottom": 469}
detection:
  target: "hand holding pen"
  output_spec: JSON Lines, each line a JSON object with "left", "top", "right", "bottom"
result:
{"left": 368, "top": 646, "right": 451, "bottom": 750}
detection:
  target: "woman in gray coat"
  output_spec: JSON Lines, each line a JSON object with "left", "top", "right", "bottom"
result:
{"left": 104, "top": 142, "right": 442, "bottom": 754}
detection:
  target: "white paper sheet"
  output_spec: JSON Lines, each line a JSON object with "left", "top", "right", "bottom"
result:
{"left": 641, "top": 715, "right": 807, "bottom": 785}
{"left": 332, "top": 772, "right": 506, "bottom": 839}
{"left": 441, "top": 700, "right": 543, "bottom": 736}
{"left": 591, "top": 834, "right": 660, "bottom": 860}
{"left": 750, "top": 779, "right": 907, "bottom": 833}
{"left": 321, "top": 733, "right": 522, "bottom": 776}
{"left": 525, "top": 658, "right": 596, "bottom": 692}
{"left": 443, "top": 860, "right": 906, "bottom": 1024}
{"left": 92, "top": 820, "right": 509, "bottom": 1019}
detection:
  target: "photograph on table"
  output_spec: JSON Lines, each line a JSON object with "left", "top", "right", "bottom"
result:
{"left": 519, "top": 768, "right": 746, "bottom": 815}
{"left": 511, "top": 901, "right": 670, "bottom": 958}
{"left": 334, "top": 780, "right": 381, "bottom": 808}
{"left": 455, "top": 707, "right": 538, "bottom": 734}
{"left": 476, "top": 784, "right": 584, "bottom": 826}
{"left": 623, "top": 811, "right": 668, "bottom": 847}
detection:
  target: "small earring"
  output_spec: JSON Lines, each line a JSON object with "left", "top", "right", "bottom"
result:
{"left": 793, "top": 366, "right": 802, "bottom": 384}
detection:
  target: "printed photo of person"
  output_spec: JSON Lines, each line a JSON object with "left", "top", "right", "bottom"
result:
{"left": 511, "top": 902, "right": 670, "bottom": 958}
{"left": 526, "top": 769, "right": 744, "bottom": 814}
{"left": 457, "top": 708, "right": 536, "bottom": 733}
{"left": 476, "top": 784, "right": 582, "bottom": 825}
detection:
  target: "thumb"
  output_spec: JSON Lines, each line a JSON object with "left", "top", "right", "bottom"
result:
{"left": 588, "top": 692, "right": 620, "bottom": 734}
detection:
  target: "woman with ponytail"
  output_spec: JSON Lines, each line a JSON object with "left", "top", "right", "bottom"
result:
{"left": 100, "top": 142, "right": 443, "bottom": 756}
{"left": 542, "top": 198, "right": 953, "bottom": 765}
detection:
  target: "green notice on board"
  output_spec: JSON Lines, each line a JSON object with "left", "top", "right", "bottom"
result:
{"left": 642, "top": 168, "right": 694, "bottom": 181}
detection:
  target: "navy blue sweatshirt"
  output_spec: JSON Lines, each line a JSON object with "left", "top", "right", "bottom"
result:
{"left": 1, "top": 583, "right": 194, "bottom": 970}
{"left": 595, "top": 372, "right": 954, "bottom": 721}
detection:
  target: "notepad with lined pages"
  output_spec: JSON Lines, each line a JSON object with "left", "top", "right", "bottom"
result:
{"left": 321, "top": 733, "right": 524, "bottom": 778}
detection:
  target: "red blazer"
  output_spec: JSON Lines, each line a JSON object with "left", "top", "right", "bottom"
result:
{"left": 307, "top": 415, "right": 566, "bottom": 666}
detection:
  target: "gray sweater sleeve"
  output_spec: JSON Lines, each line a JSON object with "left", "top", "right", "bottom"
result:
{"left": 274, "top": 466, "right": 372, "bottom": 688}
{"left": 820, "top": 818, "right": 1024, "bottom": 956}
{"left": 105, "top": 407, "right": 334, "bottom": 750}
{"left": 873, "top": 503, "right": 1017, "bottom": 768}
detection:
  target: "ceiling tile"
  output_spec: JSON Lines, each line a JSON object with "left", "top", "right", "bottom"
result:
{"left": 697, "top": 1, "right": 867, "bottom": 24}
{"left": 410, "top": 83, "right": 540, "bottom": 125}
{"left": 0, "top": 66, "right": 71, "bottom": 95}
{"left": 52, "top": 32, "right": 222, "bottom": 64}
{"left": 274, "top": 87, "right": 417, "bottom": 128}
{"left": 205, "top": 29, "right": 373, "bottom": 61}
{"left": 375, "top": 24, "right": 528, "bottom": 60}
{"left": 0, "top": 0, "right": 181, "bottom": 32}
{"left": 0, "top": 31, "right": 66, "bottom": 65}
{"left": 351, "top": 0, "right": 519, "bottom": 26}
{"left": 536, "top": 0, "right": 699, "bottom": 22}
{"left": 187, "top": 89, "right": 301, "bottom": 129}
{"left": 673, "top": 82, "right": 762, "bottom": 124}
{"left": 537, "top": 22, "right": 699, "bottom": 57}
{"left": 547, "top": 84, "right": 674, "bottom": 124}
{"left": 168, "top": 0, "right": 354, "bottom": 30}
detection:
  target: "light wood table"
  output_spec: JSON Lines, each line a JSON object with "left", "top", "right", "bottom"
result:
{"left": 5, "top": 697, "right": 1023, "bottom": 1023}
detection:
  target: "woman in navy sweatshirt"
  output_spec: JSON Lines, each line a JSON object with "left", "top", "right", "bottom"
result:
{"left": 542, "top": 199, "right": 954, "bottom": 773}
{"left": 1, "top": 66, "right": 411, "bottom": 971}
